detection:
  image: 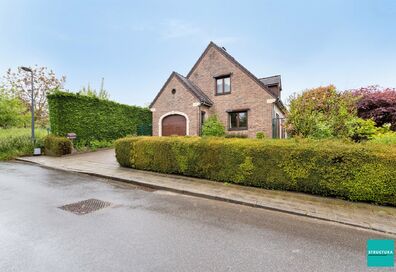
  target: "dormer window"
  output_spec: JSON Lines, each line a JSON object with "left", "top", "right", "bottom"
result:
{"left": 215, "top": 75, "right": 231, "bottom": 95}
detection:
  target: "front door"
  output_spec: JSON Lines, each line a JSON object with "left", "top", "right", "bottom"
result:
{"left": 162, "top": 114, "right": 187, "bottom": 136}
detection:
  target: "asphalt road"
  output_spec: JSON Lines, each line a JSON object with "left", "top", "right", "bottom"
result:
{"left": 0, "top": 162, "right": 393, "bottom": 272}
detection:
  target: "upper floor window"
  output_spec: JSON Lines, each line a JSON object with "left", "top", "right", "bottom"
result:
{"left": 216, "top": 75, "right": 231, "bottom": 95}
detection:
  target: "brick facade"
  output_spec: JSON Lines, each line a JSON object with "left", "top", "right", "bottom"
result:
{"left": 151, "top": 75, "right": 200, "bottom": 136}
{"left": 150, "top": 42, "right": 285, "bottom": 138}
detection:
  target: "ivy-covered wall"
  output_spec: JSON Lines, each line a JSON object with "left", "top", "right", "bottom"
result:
{"left": 48, "top": 91, "right": 152, "bottom": 142}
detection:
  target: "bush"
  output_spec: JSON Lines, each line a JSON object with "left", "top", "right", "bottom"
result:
{"left": 44, "top": 135, "right": 72, "bottom": 156}
{"left": 47, "top": 91, "right": 152, "bottom": 145}
{"left": 202, "top": 115, "right": 225, "bottom": 137}
{"left": 286, "top": 85, "right": 358, "bottom": 139}
{"left": 350, "top": 86, "right": 396, "bottom": 130}
{"left": 115, "top": 137, "right": 142, "bottom": 167}
{"left": 256, "top": 132, "right": 266, "bottom": 139}
{"left": 115, "top": 136, "right": 396, "bottom": 206}
{"left": 74, "top": 139, "right": 114, "bottom": 152}
{"left": 371, "top": 132, "right": 396, "bottom": 145}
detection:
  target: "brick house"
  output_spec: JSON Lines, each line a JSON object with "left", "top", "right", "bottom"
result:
{"left": 149, "top": 42, "right": 287, "bottom": 138}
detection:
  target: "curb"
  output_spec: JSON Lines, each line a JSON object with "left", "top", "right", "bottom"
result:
{"left": 15, "top": 158, "right": 396, "bottom": 236}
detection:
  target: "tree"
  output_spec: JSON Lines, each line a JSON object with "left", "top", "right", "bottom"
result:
{"left": 3, "top": 66, "right": 66, "bottom": 126}
{"left": 202, "top": 115, "right": 225, "bottom": 137}
{"left": 350, "top": 85, "right": 396, "bottom": 131}
{"left": 286, "top": 85, "right": 359, "bottom": 139}
{"left": 78, "top": 78, "right": 110, "bottom": 100}
{"left": 0, "top": 89, "right": 29, "bottom": 128}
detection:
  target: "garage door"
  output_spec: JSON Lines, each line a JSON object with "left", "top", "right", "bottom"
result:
{"left": 162, "top": 114, "right": 187, "bottom": 136}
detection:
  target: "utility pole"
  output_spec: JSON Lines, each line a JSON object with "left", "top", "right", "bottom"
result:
{"left": 21, "top": 66, "right": 35, "bottom": 143}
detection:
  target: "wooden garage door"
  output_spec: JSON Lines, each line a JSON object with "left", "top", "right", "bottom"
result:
{"left": 162, "top": 114, "right": 187, "bottom": 136}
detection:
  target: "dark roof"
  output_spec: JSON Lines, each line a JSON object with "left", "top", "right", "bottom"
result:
{"left": 149, "top": 72, "right": 213, "bottom": 108}
{"left": 174, "top": 72, "right": 213, "bottom": 106}
{"left": 259, "top": 75, "right": 282, "bottom": 90}
{"left": 186, "top": 41, "right": 278, "bottom": 99}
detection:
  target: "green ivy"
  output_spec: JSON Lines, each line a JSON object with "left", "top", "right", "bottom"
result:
{"left": 47, "top": 91, "right": 152, "bottom": 143}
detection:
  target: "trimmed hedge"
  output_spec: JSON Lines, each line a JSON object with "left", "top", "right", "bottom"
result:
{"left": 48, "top": 91, "right": 152, "bottom": 143}
{"left": 115, "top": 137, "right": 396, "bottom": 206}
{"left": 44, "top": 135, "right": 72, "bottom": 156}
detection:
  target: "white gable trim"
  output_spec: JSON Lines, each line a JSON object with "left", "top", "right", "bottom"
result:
{"left": 158, "top": 111, "right": 190, "bottom": 136}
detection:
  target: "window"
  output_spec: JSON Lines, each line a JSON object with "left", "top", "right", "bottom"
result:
{"left": 216, "top": 75, "right": 231, "bottom": 95}
{"left": 229, "top": 111, "right": 248, "bottom": 130}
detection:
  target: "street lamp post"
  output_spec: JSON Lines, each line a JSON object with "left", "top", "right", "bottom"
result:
{"left": 21, "top": 67, "right": 35, "bottom": 143}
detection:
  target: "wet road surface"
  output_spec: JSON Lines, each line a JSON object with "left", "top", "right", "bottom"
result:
{"left": 0, "top": 162, "right": 393, "bottom": 272}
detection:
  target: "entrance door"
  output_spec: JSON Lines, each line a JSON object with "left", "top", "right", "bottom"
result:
{"left": 162, "top": 114, "right": 187, "bottom": 136}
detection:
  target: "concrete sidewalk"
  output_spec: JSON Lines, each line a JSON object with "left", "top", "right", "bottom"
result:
{"left": 17, "top": 149, "right": 396, "bottom": 235}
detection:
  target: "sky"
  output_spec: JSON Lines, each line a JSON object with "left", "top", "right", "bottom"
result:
{"left": 0, "top": 0, "right": 395, "bottom": 106}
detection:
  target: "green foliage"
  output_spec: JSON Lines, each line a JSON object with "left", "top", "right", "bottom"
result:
{"left": 0, "top": 92, "right": 29, "bottom": 128}
{"left": 47, "top": 91, "right": 152, "bottom": 145}
{"left": 115, "top": 137, "right": 142, "bottom": 167}
{"left": 3, "top": 66, "right": 66, "bottom": 126}
{"left": 256, "top": 132, "right": 266, "bottom": 139}
{"left": 116, "top": 136, "right": 396, "bottom": 206}
{"left": 43, "top": 135, "right": 72, "bottom": 156}
{"left": 347, "top": 118, "right": 378, "bottom": 142}
{"left": 286, "top": 85, "right": 358, "bottom": 139}
{"left": 0, "top": 128, "right": 46, "bottom": 160}
{"left": 78, "top": 82, "right": 110, "bottom": 100}
{"left": 371, "top": 131, "right": 396, "bottom": 145}
{"left": 202, "top": 115, "right": 225, "bottom": 137}
{"left": 74, "top": 139, "right": 114, "bottom": 152}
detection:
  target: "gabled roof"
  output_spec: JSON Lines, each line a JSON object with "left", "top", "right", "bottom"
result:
{"left": 259, "top": 75, "right": 282, "bottom": 90}
{"left": 149, "top": 72, "right": 213, "bottom": 108}
{"left": 186, "top": 41, "right": 277, "bottom": 99}
{"left": 174, "top": 72, "right": 213, "bottom": 106}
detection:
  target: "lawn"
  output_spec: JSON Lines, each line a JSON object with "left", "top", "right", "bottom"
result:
{"left": 0, "top": 128, "right": 47, "bottom": 160}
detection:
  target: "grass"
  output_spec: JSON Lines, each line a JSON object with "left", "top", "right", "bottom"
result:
{"left": 0, "top": 128, "right": 47, "bottom": 160}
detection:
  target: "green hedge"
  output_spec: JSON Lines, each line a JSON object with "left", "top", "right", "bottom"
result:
{"left": 44, "top": 135, "right": 72, "bottom": 156}
{"left": 48, "top": 91, "right": 152, "bottom": 142}
{"left": 115, "top": 137, "right": 396, "bottom": 206}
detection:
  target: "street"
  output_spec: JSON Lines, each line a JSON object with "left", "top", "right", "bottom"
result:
{"left": 0, "top": 162, "right": 393, "bottom": 272}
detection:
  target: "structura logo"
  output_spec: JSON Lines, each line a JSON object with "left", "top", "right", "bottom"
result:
{"left": 367, "top": 240, "right": 394, "bottom": 267}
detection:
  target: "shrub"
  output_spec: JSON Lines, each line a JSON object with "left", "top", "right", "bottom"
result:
{"left": 74, "top": 139, "right": 114, "bottom": 151}
{"left": 286, "top": 85, "right": 358, "bottom": 139}
{"left": 350, "top": 86, "right": 396, "bottom": 130}
{"left": 256, "top": 132, "right": 266, "bottom": 139}
{"left": 202, "top": 115, "right": 225, "bottom": 137}
{"left": 47, "top": 91, "right": 152, "bottom": 145}
{"left": 371, "top": 132, "right": 396, "bottom": 145}
{"left": 115, "top": 136, "right": 396, "bottom": 206}
{"left": 44, "top": 135, "right": 72, "bottom": 156}
{"left": 115, "top": 136, "right": 143, "bottom": 167}
{"left": 347, "top": 118, "right": 378, "bottom": 142}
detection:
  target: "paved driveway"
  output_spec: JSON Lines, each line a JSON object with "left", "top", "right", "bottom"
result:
{"left": 0, "top": 162, "right": 393, "bottom": 272}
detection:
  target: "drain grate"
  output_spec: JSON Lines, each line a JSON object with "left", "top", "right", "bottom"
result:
{"left": 59, "top": 198, "right": 111, "bottom": 215}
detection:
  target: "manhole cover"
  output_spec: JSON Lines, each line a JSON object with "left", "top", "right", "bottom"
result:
{"left": 59, "top": 198, "right": 111, "bottom": 215}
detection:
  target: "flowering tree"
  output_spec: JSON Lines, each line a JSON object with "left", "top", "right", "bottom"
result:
{"left": 350, "top": 86, "right": 396, "bottom": 130}
{"left": 286, "top": 85, "right": 358, "bottom": 138}
{"left": 3, "top": 66, "right": 66, "bottom": 126}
